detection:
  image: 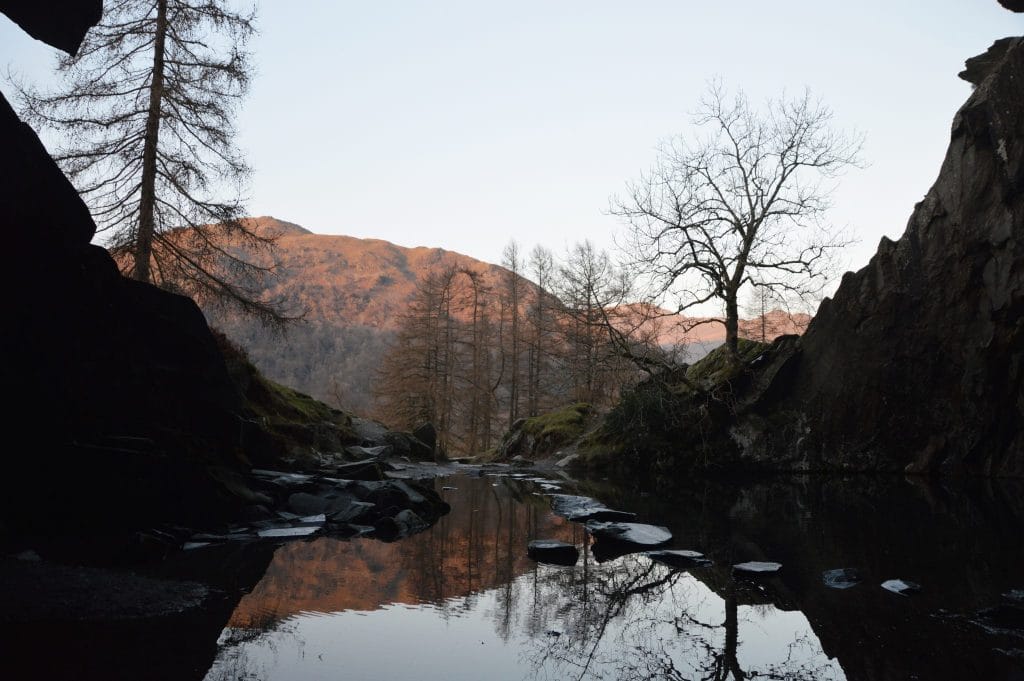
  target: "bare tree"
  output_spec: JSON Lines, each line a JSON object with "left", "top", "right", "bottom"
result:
{"left": 611, "top": 82, "right": 862, "bottom": 358}
{"left": 556, "top": 240, "right": 635, "bottom": 405}
{"left": 501, "top": 239, "right": 524, "bottom": 428}
{"left": 16, "top": 0, "right": 287, "bottom": 325}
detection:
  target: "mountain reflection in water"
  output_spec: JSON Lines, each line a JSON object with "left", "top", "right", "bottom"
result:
{"left": 204, "top": 472, "right": 1024, "bottom": 681}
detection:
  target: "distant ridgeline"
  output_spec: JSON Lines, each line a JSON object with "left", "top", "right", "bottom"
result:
{"left": 200, "top": 217, "right": 808, "bottom": 455}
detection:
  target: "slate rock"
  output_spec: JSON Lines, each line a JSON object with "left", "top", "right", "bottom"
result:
{"left": 549, "top": 494, "right": 637, "bottom": 522}
{"left": 287, "top": 492, "right": 329, "bottom": 516}
{"left": 734, "top": 561, "right": 782, "bottom": 575}
{"left": 585, "top": 521, "right": 672, "bottom": 546}
{"left": 822, "top": 568, "right": 862, "bottom": 589}
{"left": 881, "top": 579, "right": 921, "bottom": 595}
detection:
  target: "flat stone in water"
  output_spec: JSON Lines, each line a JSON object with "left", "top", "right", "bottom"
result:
{"left": 734, "top": 561, "right": 783, "bottom": 574}
{"left": 549, "top": 495, "right": 637, "bottom": 522}
{"left": 257, "top": 526, "right": 320, "bottom": 538}
{"left": 881, "top": 579, "right": 921, "bottom": 595}
{"left": 646, "top": 549, "right": 711, "bottom": 569}
{"left": 823, "top": 568, "right": 862, "bottom": 589}
{"left": 586, "top": 521, "right": 672, "bottom": 546}
{"left": 527, "top": 540, "right": 579, "bottom": 566}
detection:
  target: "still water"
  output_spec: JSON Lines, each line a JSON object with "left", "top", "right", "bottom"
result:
{"left": 202, "top": 470, "right": 1024, "bottom": 681}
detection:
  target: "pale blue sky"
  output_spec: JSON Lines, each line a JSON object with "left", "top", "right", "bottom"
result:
{"left": 3, "top": 1, "right": 1021, "bottom": 280}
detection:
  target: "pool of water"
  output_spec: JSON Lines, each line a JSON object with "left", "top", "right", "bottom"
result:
{"left": 198, "top": 470, "right": 1024, "bottom": 680}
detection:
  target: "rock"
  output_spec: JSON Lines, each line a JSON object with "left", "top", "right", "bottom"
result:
{"left": 257, "top": 526, "right": 320, "bottom": 539}
{"left": 589, "top": 36, "right": 1024, "bottom": 481}
{"left": 349, "top": 417, "right": 386, "bottom": 442}
{"left": 971, "top": 604, "right": 1024, "bottom": 637}
{"left": 646, "top": 549, "right": 711, "bottom": 569}
{"left": 344, "top": 444, "right": 391, "bottom": 461}
{"left": 1005, "top": 589, "right": 1024, "bottom": 603}
{"left": 555, "top": 453, "right": 579, "bottom": 468}
{"left": 287, "top": 492, "right": 329, "bottom": 516}
{"left": 734, "top": 561, "right": 782, "bottom": 575}
{"left": 998, "top": 0, "right": 1024, "bottom": 11}
{"left": 510, "top": 455, "right": 533, "bottom": 467}
{"left": 392, "top": 509, "right": 428, "bottom": 537}
{"left": 412, "top": 422, "right": 438, "bottom": 451}
{"left": 881, "top": 579, "right": 921, "bottom": 595}
{"left": 329, "top": 460, "right": 386, "bottom": 481}
{"left": 959, "top": 38, "right": 1018, "bottom": 86}
{"left": 527, "top": 540, "right": 579, "bottom": 566}
{"left": 548, "top": 494, "right": 637, "bottom": 522}
{"left": 384, "top": 431, "right": 435, "bottom": 462}
{"left": 327, "top": 498, "right": 375, "bottom": 524}
{"left": 0, "top": 1, "right": 103, "bottom": 55}
{"left": 822, "top": 568, "right": 862, "bottom": 589}
{"left": 585, "top": 521, "right": 672, "bottom": 546}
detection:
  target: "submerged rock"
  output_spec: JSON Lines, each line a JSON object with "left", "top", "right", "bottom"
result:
{"left": 548, "top": 494, "right": 637, "bottom": 522}
{"left": 881, "top": 579, "right": 922, "bottom": 595}
{"left": 822, "top": 568, "right": 862, "bottom": 589}
{"left": 734, "top": 561, "right": 782, "bottom": 575}
{"left": 585, "top": 521, "right": 672, "bottom": 546}
{"left": 527, "top": 540, "right": 580, "bottom": 566}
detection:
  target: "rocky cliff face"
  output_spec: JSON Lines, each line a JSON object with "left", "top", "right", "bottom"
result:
{"left": 785, "top": 36, "right": 1024, "bottom": 476}
{"left": 586, "top": 35, "right": 1024, "bottom": 482}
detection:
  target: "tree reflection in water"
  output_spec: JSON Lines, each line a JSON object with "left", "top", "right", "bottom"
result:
{"left": 523, "top": 554, "right": 842, "bottom": 681}
{"left": 202, "top": 475, "right": 846, "bottom": 680}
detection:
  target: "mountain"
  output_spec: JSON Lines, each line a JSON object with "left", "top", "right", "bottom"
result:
{"left": 206, "top": 217, "right": 809, "bottom": 415}
{"left": 204, "top": 217, "right": 530, "bottom": 414}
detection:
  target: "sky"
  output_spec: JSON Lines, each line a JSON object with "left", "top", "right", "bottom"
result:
{"left": 2, "top": 1, "right": 1021, "bottom": 284}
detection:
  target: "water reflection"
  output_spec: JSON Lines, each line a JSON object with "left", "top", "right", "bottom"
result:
{"left": 204, "top": 474, "right": 848, "bottom": 680}
{"left": 202, "top": 473, "right": 1024, "bottom": 681}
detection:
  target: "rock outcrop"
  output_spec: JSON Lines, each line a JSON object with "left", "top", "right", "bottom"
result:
{"left": 0, "top": 2, "right": 449, "bottom": 536}
{"left": 585, "top": 36, "right": 1023, "bottom": 481}
{"left": 786, "top": 36, "right": 1023, "bottom": 476}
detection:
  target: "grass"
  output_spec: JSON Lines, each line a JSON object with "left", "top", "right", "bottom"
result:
{"left": 520, "top": 402, "right": 593, "bottom": 448}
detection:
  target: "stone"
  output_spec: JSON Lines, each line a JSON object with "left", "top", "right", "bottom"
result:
{"left": 527, "top": 540, "right": 579, "bottom": 566}
{"left": 257, "top": 526, "right": 320, "bottom": 539}
{"left": 881, "top": 579, "right": 921, "bottom": 595}
{"left": 344, "top": 444, "right": 391, "bottom": 461}
{"left": 585, "top": 521, "right": 672, "bottom": 546}
{"left": 822, "top": 568, "right": 862, "bottom": 589}
{"left": 287, "top": 492, "right": 329, "bottom": 516}
{"left": 734, "top": 561, "right": 782, "bottom": 575}
{"left": 548, "top": 494, "right": 637, "bottom": 522}
{"left": 330, "top": 460, "right": 386, "bottom": 481}
{"left": 412, "top": 422, "right": 438, "bottom": 453}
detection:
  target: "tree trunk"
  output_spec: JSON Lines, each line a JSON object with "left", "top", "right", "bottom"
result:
{"left": 133, "top": 0, "right": 168, "bottom": 282}
{"left": 725, "top": 290, "right": 739, "bottom": 357}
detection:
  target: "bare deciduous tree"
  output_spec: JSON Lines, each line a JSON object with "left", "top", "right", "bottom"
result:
{"left": 612, "top": 82, "right": 862, "bottom": 358}
{"left": 16, "top": 0, "right": 288, "bottom": 325}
